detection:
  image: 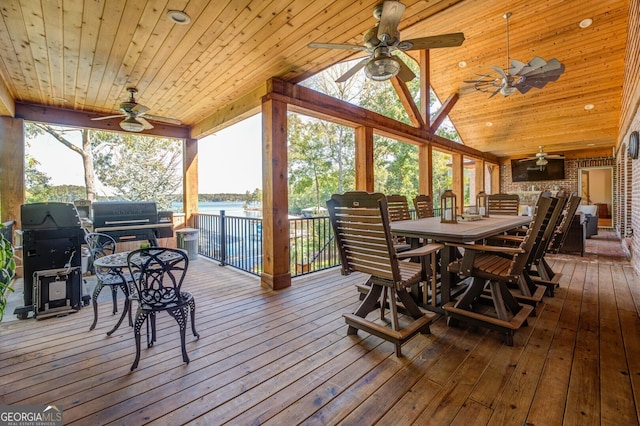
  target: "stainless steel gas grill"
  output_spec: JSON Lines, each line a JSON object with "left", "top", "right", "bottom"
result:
{"left": 91, "top": 201, "right": 174, "bottom": 246}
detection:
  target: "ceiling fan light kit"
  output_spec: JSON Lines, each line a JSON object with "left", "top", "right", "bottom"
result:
{"left": 119, "top": 116, "right": 145, "bottom": 132}
{"left": 466, "top": 12, "right": 565, "bottom": 98}
{"left": 364, "top": 47, "right": 400, "bottom": 80}
{"left": 308, "top": 1, "right": 464, "bottom": 83}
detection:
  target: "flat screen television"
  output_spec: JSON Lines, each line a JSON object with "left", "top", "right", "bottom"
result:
{"left": 511, "top": 158, "right": 565, "bottom": 182}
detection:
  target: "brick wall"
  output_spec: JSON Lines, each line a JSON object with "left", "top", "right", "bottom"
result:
{"left": 500, "top": 156, "right": 615, "bottom": 196}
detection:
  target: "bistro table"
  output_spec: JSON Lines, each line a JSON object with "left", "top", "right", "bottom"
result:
{"left": 92, "top": 248, "right": 186, "bottom": 335}
{"left": 391, "top": 215, "right": 531, "bottom": 312}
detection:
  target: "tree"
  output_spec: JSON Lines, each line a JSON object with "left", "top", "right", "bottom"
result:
{"left": 24, "top": 154, "right": 51, "bottom": 203}
{"left": 25, "top": 123, "right": 97, "bottom": 201}
{"left": 92, "top": 132, "right": 182, "bottom": 210}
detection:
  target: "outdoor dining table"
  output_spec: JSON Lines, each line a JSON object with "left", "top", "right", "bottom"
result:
{"left": 391, "top": 214, "right": 531, "bottom": 312}
{"left": 92, "top": 248, "right": 186, "bottom": 334}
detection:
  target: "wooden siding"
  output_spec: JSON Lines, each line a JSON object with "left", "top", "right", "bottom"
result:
{"left": 1, "top": 232, "right": 638, "bottom": 425}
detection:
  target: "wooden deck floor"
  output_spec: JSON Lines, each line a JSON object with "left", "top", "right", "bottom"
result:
{"left": 1, "top": 231, "right": 638, "bottom": 425}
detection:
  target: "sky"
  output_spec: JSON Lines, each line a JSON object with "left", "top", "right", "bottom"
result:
{"left": 27, "top": 114, "right": 264, "bottom": 195}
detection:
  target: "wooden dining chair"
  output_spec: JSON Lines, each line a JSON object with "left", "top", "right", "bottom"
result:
{"left": 444, "top": 196, "right": 552, "bottom": 345}
{"left": 488, "top": 193, "right": 520, "bottom": 215}
{"left": 534, "top": 193, "right": 582, "bottom": 295}
{"left": 327, "top": 192, "right": 439, "bottom": 356}
{"left": 488, "top": 192, "right": 567, "bottom": 304}
{"left": 413, "top": 194, "right": 434, "bottom": 219}
{"left": 385, "top": 194, "right": 412, "bottom": 253}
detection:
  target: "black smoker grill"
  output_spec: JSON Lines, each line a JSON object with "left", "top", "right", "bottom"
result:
{"left": 16, "top": 202, "right": 85, "bottom": 319}
{"left": 91, "top": 201, "right": 173, "bottom": 246}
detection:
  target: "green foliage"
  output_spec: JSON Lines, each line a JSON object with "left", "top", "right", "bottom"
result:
{"left": 0, "top": 224, "right": 16, "bottom": 322}
{"left": 92, "top": 132, "right": 183, "bottom": 210}
{"left": 288, "top": 114, "right": 355, "bottom": 214}
{"left": 24, "top": 154, "right": 52, "bottom": 203}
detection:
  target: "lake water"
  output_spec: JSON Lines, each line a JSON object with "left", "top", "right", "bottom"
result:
{"left": 172, "top": 201, "right": 262, "bottom": 218}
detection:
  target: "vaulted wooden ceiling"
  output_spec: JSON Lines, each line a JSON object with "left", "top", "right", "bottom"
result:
{"left": 0, "top": 0, "right": 629, "bottom": 159}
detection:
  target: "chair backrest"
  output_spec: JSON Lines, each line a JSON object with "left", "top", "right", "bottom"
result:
{"left": 548, "top": 194, "right": 582, "bottom": 253}
{"left": 488, "top": 193, "right": 520, "bottom": 215}
{"left": 386, "top": 194, "right": 411, "bottom": 222}
{"left": 506, "top": 196, "right": 552, "bottom": 278}
{"left": 85, "top": 232, "right": 117, "bottom": 259}
{"left": 85, "top": 232, "right": 117, "bottom": 278}
{"left": 327, "top": 192, "right": 400, "bottom": 284}
{"left": 527, "top": 194, "right": 568, "bottom": 267}
{"left": 127, "top": 248, "right": 189, "bottom": 310}
{"left": 413, "top": 194, "right": 434, "bottom": 219}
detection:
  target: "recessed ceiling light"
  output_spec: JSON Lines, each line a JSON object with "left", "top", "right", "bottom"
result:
{"left": 52, "top": 97, "right": 67, "bottom": 102}
{"left": 458, "top": 61, "right": 467, "bottom": 68}
{"left": 584, "top": 104, "right": 594, "bottom": 110}
{"left": 167, "top": 10, "right": 191, "bottom": 25}
{"left": 587, "top": 143, "right": 595, "bottom": 146}
{"left": 579, "top": 18, "right": 593, "bottom": 29}
{"left": 486, "top": 122, "right": 493, "bottom": 127}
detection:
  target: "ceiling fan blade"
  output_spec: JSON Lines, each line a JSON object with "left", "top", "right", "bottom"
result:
{"left": 396, "top": 56, "right": 415, "bottom": 82}
{"left": 308, "top": 42, "right": 367, "bottom": 51}
{"left": 491, "top": 65, "right": 508, "bottom": 80}
{"left": 335, "top": 58, "right": 369, "bottom": 83}
{"left": 509, "top": 59, "right": 527, "bottom": 76}
{"left": 137, "top": 117, "right": 154, "bottom": 130}
{"left": 91, "top": 114, "right": 124, "bottom": 121}
{"left": 140, "top": 114, "right": 182, "bottom": 125}
{"left": 377, "top": 1, "right": 405, "bottom": 41}
{"left": 400, "top": 32, "right": 465, "bottom": 50}
{"left": 131, "top": 104, "right": 150, "bottom": 114}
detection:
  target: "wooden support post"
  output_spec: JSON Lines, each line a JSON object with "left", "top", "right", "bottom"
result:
{"left": 183, "top": 138, "right": 198, "bottom": 227}
{"left": 489, "top": 164, "right": 501, "bottom": 194}
{"left": 419, "top": 143, "right": 433, "bottom": 196}
{"left": 355, "top": 126, "right": 374, "bottom": 192}
{"left": 261, "top": 98, "right": 291, "bottom": 290}
{"left": 0, "top": 117, "right": 25, "bottom": 227}
{"left": 451, "top": 153, "right": 463, "bottom": 213}
{"left": 475, "top": 159, "right": 485, "bottom": 195}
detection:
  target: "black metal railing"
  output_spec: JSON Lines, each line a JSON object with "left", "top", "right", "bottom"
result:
{"left": 193, "top": 211, "right": 340, "bottom": 277}
{"left": 192, "top": 204, "right": 476, "bottom": 277}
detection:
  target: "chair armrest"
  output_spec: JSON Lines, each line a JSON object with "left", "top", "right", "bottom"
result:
{"left": 487, "top": 234, "right": 524, "bottom": 244}
{"left": 397, "top": 243, "right": 444, "bottom": 259}
{"left": 445, "top": 242, "right": 524, "bottom": 255}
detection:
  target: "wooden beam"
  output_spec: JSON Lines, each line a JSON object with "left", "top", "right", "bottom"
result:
{"left": 390, "top": 77, "right": 426, "bottom": 129}
{"left": 15, "top": 103, "right": 190, "bottom": 139}
{"left": 261, "top": 97, "right": 291, "bottom": 290}
{"left": 183, "top": 138, "right": 198, "bottom": 227}
{"left": 190, "top": 83, "right": 266, "bottom": 140}
{"left": 355, "top": 126, "right": 374, "bottom": 192}
{"left": 420, "top": 50, "right": 430, "bottom": 127}
{"left": 0, "top": 117, "right": 24, "bottom": 227}
{"left": 265, "top": 78, "right": 499, "bottom": 163}
{"left": 430, "top": 92, "right": 459, "bottom": 133}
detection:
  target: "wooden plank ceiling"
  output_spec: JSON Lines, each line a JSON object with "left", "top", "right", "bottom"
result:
{"left": 0, "top": 0, "right": 629, "bottom": 159}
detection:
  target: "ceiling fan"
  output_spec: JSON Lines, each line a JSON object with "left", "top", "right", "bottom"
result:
{"left": 308, "top": 1, "right": 465, "bottom": 83}
{"left": 520, "top": 146, "right": 564, "bottom": 171}
{"left": 91, "top": 88, "right": 181, "bottom": 132}
{"left": 466, "top": 12, "right": 565, "bottom": 98}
